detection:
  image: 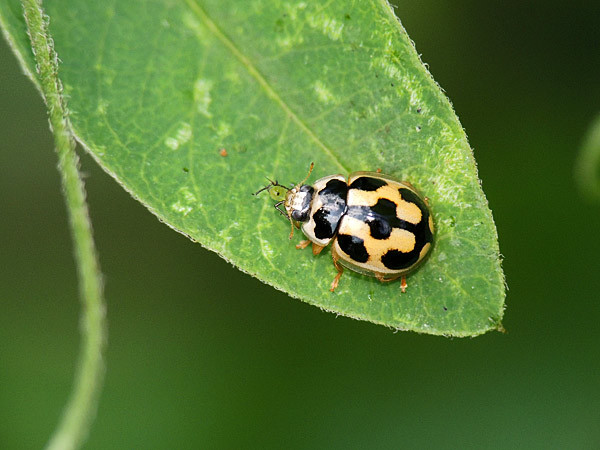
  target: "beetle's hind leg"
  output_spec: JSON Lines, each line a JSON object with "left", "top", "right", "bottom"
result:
{"left": 375, "top": 272, "right": 407, "bottom": 293}
{"left": 401, "top": 276, "right": 407, "bottom": 293}
{"left": 312, "top": 243, "right": 325, "bottom": 255}
{"left": 330, "top": 246, "right": 344, "bottom": 292}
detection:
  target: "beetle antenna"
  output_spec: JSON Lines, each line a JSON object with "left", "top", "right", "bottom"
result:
{"left": 272, "top": 178, "right": 291, "bottom": 191}
{"left": 253, "top": 178, "right": 290, "bottom": 196}
{"left": 295, "top": 162, "right": 314, "bottom": 188}
{"left": 253, "top": 184, "right": 272, "bottom": 196}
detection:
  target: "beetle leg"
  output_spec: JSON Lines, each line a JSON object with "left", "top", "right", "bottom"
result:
{"left": 274, "top": 200, "right": 287, "bottom": 216}
{"left": 375, "top": 273, "right": 391, "bottom": 282}
{"left": 312, "top": 243, "right": 325, "bottom": 255}
{"left": 375, "top": 273, "right": 400, "bottom": 283}
{"left": 330, "top": 252, "right": 344, "bottom": 292}
{"left": 375, "top": 273, "right": 406, "bottom": 293}
{"left": 288, "top": 216, "right": 296, "bottom": 240}
{"left": 295, "top": 240, "right": 311, "bottom": 250}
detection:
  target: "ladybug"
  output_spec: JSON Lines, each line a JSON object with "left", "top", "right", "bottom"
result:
{"left": 254, "top": 163, "right": 434, "bottom": 292}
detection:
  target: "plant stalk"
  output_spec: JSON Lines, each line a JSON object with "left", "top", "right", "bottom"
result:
{"left": 21, "top": 1, "right": 107, "bottom": 449}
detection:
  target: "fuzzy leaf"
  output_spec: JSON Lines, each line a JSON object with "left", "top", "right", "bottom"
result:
{"left": 0, "top": 0, "right": 505, "bottom": 336}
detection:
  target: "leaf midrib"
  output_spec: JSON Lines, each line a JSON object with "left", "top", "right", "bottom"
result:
{"left": 184, "top": 0, "right": 349, "bottom": 173}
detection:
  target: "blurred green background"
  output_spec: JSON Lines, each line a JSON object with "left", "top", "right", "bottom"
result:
{"left": 2, "top": 1, "right": 600, "bottom": 448}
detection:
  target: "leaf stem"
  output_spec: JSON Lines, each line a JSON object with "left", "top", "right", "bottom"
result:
{"left": 21, "top": 1, "right": 107, "bottom": 449}
{"left": 575, "top": 113, "right": 600, "bottom": 202}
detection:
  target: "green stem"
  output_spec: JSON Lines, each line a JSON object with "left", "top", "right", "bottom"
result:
{"left": 575, "top": 114, "right": 600, "bottom": 202}
{"left": 21, "top": 1, "right": 107, "bottom": 449}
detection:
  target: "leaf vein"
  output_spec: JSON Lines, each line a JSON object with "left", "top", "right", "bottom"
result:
{"left": 184, "top": 0, "right": 350, "bottom": 174}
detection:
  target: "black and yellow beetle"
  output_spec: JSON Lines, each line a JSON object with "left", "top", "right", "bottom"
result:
{"left": 255, "top": 164, "right": 434, "bottom": 292}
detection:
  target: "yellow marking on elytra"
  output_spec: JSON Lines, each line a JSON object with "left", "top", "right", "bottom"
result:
{"left": 337, "top": 217, "right": 416, "bottom": 273}
{"left": 397, "top": 193, "right": 423, "bottom": 225}
{"left": 347, "top": 185, "right": 423, "bottom": 225}
{"left": 419, "top": 242, "right": 432, "bottom": 261}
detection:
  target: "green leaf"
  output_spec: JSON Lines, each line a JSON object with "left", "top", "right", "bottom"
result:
{"left": 0, "top": 0, "right": 505, "bottom": 336}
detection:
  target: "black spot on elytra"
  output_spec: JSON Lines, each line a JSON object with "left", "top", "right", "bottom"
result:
{"left": 313, "top": 179, "right": 347, "bottom": 240}
{"left": 367, "top": 216, "right": 392, "bottom": 239}
{"left": 381, "top": 249, "right": 420, "bottom": 270}
{"left": 345, "top": 187, "right": 434, "bottom": 269}
{"left": 398, "top": 188, "right": 423, "bottom": 208}
{"left": 368, "top": 198, "right": 398, "bottom": 238}
{"left": 337, "top": 234, "right": 369, "bottom": 263}
{"left": 349, "top": 176, "right": 387, "bottom": 191}
{"left": 346, "top": 198, "right": 403, "bottom": 240}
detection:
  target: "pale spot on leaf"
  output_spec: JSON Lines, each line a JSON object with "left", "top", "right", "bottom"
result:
{"left": 308, "top": 13, "right": 343, "bottom": 40}
{"left": 194, "top": 79, "right": 213, "bottom": 117}
{"left": 313, "top": 80, "right": 335, "bottom": 104}
{"left": 164, "top": 122, "right": 192, "bottom": 150}
{"left": 171, "top": 188, "right": 197, "bottom": 216}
